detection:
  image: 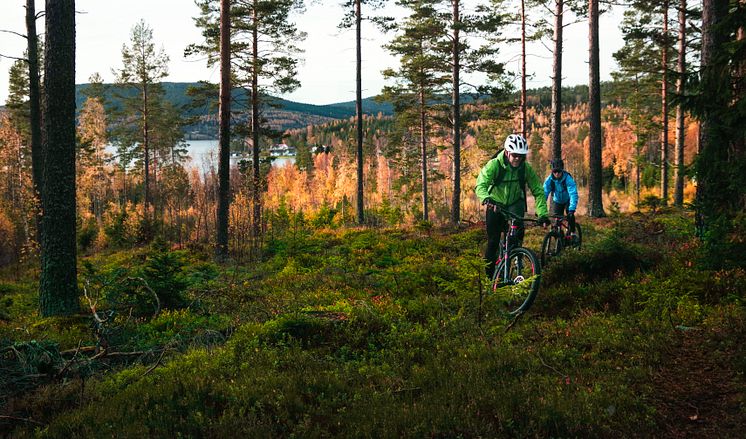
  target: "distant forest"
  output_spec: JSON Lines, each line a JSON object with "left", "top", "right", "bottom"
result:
{"left": 71, "top": 82, "right": 621, "bottom": 140}
{"left": 73, "top": 82, "right": 394, "bottom": 139}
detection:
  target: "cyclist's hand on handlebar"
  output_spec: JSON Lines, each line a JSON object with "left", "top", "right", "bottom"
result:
{"left": 482, "top": 198, "right": 498, "bottom": 211}
{"left": 537, "top": 216, "right": 550, "bottom": 227}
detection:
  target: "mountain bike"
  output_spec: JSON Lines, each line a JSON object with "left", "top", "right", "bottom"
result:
{"left": 489, "top": 206, "right": 542, "bottom": 315}
{"left": 540, "top": 215, "right": 583, "bottom": 266}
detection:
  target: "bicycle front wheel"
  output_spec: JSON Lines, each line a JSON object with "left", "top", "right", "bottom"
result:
{"left": 492, "top": 247, "right": 541, "bottom": 315}
{"left": 573, "top": 223, "right": 583, "bottom": 249}
{"left": 541, "top": 231, "right": 563, "bottom": 266}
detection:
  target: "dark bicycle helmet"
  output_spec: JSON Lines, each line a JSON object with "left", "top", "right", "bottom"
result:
{"left": 550, "top": 158, "right": 564, "bottom": 172}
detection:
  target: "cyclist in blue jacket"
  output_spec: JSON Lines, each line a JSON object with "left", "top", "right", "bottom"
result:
{"left": 543, "top": 159, "right": 579, "bottom": 236}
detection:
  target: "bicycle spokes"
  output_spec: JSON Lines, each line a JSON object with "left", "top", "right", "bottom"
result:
{"left": 491, "top": 248, "right": 541, "bottom": 315}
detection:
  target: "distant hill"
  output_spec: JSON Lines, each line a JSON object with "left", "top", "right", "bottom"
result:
{"left": 75, "top": 82, "right": 394, "bottom": 139}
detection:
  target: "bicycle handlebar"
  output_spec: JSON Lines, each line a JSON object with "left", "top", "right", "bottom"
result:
{"left": 489, "top": 204, "right": 544, "bottom": 223}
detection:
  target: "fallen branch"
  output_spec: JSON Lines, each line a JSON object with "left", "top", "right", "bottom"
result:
{"left": 0, "top": 415, "right": 44, "bottom": 427}
{"left": 536, "top": 353, "right": 567, "bottom": 379}
{"left": 504, "top": 311, "right": 524, "bottom": 333}
{"left": 141, "top": 347, "right": 168, "bottom": 377}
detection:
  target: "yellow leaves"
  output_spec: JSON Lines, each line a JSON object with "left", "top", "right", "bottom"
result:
{"left": 77, "top": 97, "right": 108, "bottom": 152}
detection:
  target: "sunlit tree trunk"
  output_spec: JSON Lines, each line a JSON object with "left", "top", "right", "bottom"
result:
{"left": 551, "top": 0, "right": 563, "bottom": 161}
{"left": 355, "top": 0, "right": 365, "bottom": 225}
{"left": 143, "top": 81, "right": 151, "bottom": 216}
{"left": 420, "top": 85, "right": 429, "bottom": 222}
{"left": 520, "top": 0, "right": 527, "bottom": 139}
{"left": 660, "top": 0, "right": 669, "bottom": 205}
{"left": 451, "top": 0, "right": 461, "bottom": 226}
{"left": 673, "top": 0, "right": 686, "bottom": 206}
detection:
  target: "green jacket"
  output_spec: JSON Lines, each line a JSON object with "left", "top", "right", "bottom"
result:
{"left": 475, "top": 150, "right": 548, "bottom": 217}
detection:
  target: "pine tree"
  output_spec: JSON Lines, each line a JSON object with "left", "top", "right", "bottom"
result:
{"left": 673, "top": 0, "right": 687, "bottom": 206}
{"left": 613, "top": 0, "right": 679, "bottom": 203}
{"left": 381, "top": 0, "right": 450, "bottom": 222}
{"left": 189, "top": 0, "right": 306, "bottom": 238}
{"left": 551, "top": 0, "right": 564, "bottom": 162}
{"left": 216, "top": 0, "right": 232, "bottom": 258}
{"left": 39, "top": 0, "right": 79, "bottom": 317}
{"left": 25, "top": 0, "right": 43, "bottom": 234}
{"left": 690, "top": 0, "right": 746, "bottom": 268}
{"left": 339, "top": 0, "right": 389, "bottom": 225}
{"left": 112, "top": 20, "right": 170, "bottom": 223}
{"left": 587, "top": 0, "right": 605, "bottom": 217}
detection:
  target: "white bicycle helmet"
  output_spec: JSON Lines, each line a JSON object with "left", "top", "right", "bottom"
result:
{"left": 503, "top": 134, "right": 529, "bottom": 155}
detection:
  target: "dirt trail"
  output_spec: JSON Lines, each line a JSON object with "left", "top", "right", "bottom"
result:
{"left": 653, "top": 328, "right": 744, "bottom": 438}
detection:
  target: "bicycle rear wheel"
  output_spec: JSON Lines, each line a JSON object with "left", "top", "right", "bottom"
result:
{"left": 541, "top": 231, "right": 563, "bottom": 266}
{"left": 492, "top": 247, "right": 541, "bottom": 315}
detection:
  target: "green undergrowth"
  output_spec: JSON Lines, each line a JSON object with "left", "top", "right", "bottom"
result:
{"left": 2, "top": 211, "right": 745, "bottom": 437}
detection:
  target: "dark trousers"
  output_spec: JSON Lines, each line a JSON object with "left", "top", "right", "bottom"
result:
{"left": 484, "top": 202, "right": 525, "bottom": 278}
{"left": 550, "top": 201, "right": 575, "bottom": 233}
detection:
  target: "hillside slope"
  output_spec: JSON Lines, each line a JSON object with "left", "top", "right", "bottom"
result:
{"left": 74, "top": 82, "right": 394, "bottom": 137}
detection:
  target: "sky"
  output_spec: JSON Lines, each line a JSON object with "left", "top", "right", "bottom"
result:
{"left": 0, "top": 0, "right": 625, "bottom": 106}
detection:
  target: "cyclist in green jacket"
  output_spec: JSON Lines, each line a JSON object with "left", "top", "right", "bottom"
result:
{"left": 475, "top": 134, "right": 550, "bottom": 278}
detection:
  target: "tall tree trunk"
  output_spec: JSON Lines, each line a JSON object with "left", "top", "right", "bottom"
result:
{"left": 420, "top": 87, "right": 428, "bottom": 222}
{"left": 26, "top": 0, "right": 43, "bottom": 243}
{"left": 695, "top": 0, "right": 728, "bottom": 237}
{"left": 660, "top": 0, "right": 669, "bottom": 205}
{"left": 735, "top": 1, "right": 745, "bottom": 161}
{"left": 520, "top": 0, "right": 527, "bottom": 139}
{"left": 673, "top": 0, "right": 686, "bottom": 206}
{"left": 251, "top": 1, "right": 261, "bottom": 238}
{"left": 450, "top": 0, "right": 461, "bottom": 226}
{"left": 355, "top": 0, "right": 365, "bottom": 225}
{"left": 39, "top": 0, "right": 79, "bottom": 317}
{"left": 216, "top": 0, "right": 231, "bottom": 258}
{"left": 587, "top": 0, "right": 605, "bottom": 217}
{"left": 551, "top": 0, "right": 563, "bottom": 161}
{"left": 143, "top": 82, "right": 151, "bottom": 217}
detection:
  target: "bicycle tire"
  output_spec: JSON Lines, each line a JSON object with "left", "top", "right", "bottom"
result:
{"left": 491, "top": 247, "right": 541, "bottom": 315}
{"left": 541, "top": 231, "right": 563, "bottom": 266}
{"left": 573, "top": 223, "right": 583, "bottom": 249}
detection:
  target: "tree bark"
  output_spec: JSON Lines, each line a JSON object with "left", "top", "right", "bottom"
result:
{"left": 660, "top": 0, "right": 669, "bottom": 205}
{"left": 39, "top": 0, "right": 79, "bottom": 317}
{"left": 143, "top": 80, "right": 151, "bottom": 217}
{"left": 216, "top": 0, "right": 231, "bottom": 258}
{"left": 587, "top": 0, "right": 606, "bottom": 217}
{"left": 26, "top": 0, "right": 44, "bottom": 244}
{"left": 551, "top": 0, "right": 563, "bottom": 161}
{"left": 673, "top": 0, "right": 686, "bottom": 206}
{"left": 420, "top": 86, "right": 428, "bottom": 222}
{"left": 450, "top": 0, "right": 461, "bottom": 226}
{"left": 355, "top": 0, "right": 365, "bottom": 225}
{"left": 695, "top": 0, "right": 729, "bottom": 234}
{"left": 520, "top": 0, "right": 527, "bottom": 139}
{"left": 251, "top": 0, "right": 261, "bottom": 238}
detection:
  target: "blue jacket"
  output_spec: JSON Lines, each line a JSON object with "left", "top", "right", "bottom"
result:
{"left": 543, "top": 171, "right": 579, "bottom": 212}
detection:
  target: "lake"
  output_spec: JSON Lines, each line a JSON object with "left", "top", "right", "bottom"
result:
{"left": 184, "top": 140, "right": 296, "bottom": 170}
{"left": 107, "top": 140, "right": 296, "bottom": 170}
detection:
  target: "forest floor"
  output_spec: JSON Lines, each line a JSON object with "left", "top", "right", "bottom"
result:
{"left": 654, "top": 324, "right": 745, "bottom": 438}
{"left": 0, "top": 209, "right": 744, "bottom": 437}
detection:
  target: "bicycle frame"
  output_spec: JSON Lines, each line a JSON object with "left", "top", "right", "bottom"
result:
{"left": 550, "top": 215, "right": 568, "bottom": 235}
{"left": 493, "top": 219, "right": 522, "bottom": 289}
{"left": 487, "top": 206, "right": 541, "bottom": 312}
